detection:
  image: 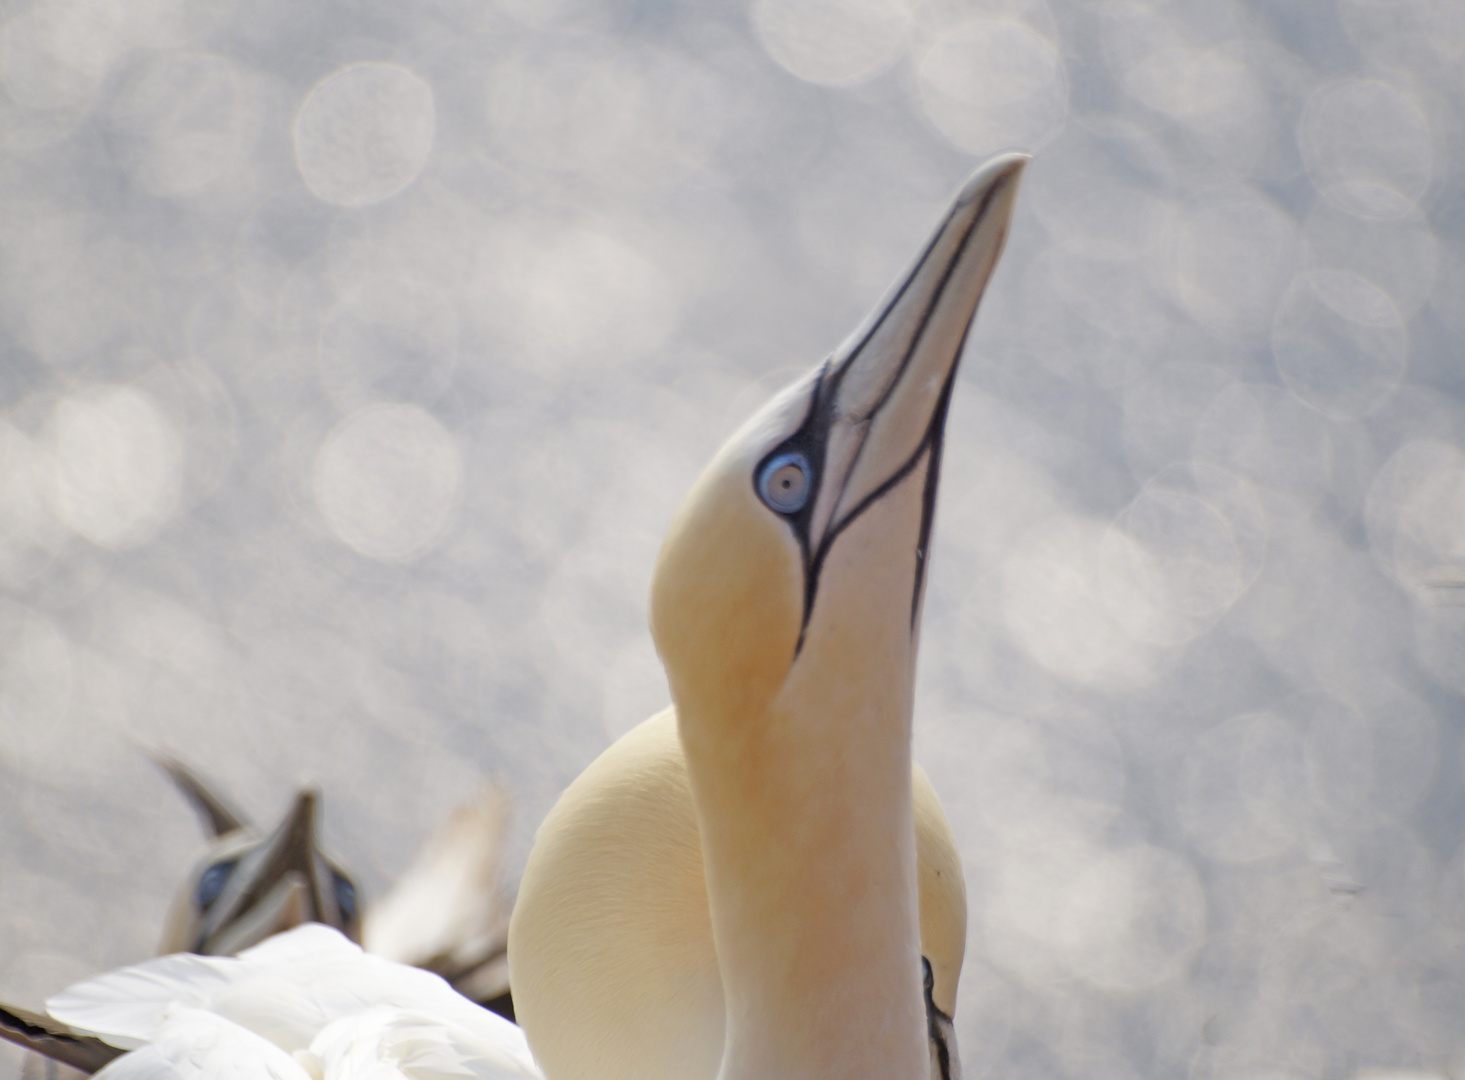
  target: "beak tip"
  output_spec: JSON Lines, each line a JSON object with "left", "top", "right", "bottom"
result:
{"left": 956, "top": 151, "right": 1030, "bottom": 210}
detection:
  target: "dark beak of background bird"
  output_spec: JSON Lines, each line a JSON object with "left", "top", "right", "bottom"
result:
{"left": 195, "top": 788, "right": 357, "bottom": 954}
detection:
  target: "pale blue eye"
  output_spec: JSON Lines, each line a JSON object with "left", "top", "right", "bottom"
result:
{"left": 196, "top": 859, "right": 236, "bottom": 908}
{"left": 759, "top": 452, "right": 810, "bottom": 514}
{"left": 333, "top": 872, "right": 358, "bottom": 922}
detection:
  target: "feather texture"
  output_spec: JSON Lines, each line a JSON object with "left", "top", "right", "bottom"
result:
{"left": 94, "top": 1007, "right": 310, "bottom": 1080}
{"left": 46, "top": 925, "right": 541, "bottom": 1080}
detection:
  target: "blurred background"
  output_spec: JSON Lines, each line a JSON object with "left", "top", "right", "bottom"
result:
{"left": 0, "top": 0, "right": 1463, "bottom": 1077}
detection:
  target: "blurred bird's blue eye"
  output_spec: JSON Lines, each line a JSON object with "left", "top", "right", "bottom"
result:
{"left": 196, "top": 860, "right": 236, "bottom": 909}
{"left": 333, "top": 872, "right": 358, "bottom": 921}
{"left": 758, "top": 452, "right": 811, "bottom": 514}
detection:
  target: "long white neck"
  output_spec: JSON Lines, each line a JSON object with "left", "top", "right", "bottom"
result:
{"left": 678, "top": 517, "right": 928, "bottom": 1080}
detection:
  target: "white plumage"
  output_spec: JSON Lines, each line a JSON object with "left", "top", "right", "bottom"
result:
{"left": 91, "top": 1008, "right": 306, "bottom": 1080}
{"left": 46, "top": 925, "right": 539, "bottom": 1080}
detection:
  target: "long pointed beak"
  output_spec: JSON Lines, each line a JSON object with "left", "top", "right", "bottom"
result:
{"left": 153, "top": 753, "right": 248, "bottom": 839}
{"left": 255, "top": 788, "right": 320, "bottom": 889}
{"left": 198, "top": 789, "right": 326, "bottom": 953}
{"left": 800, "top": 153, "right": 1027, "bottom": 623}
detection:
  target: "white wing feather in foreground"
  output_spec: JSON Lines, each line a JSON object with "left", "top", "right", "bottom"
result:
{"left": 44, "top": 924, "right": 543, "bottom": 1080}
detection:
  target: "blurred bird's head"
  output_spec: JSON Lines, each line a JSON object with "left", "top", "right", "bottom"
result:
{"left": 155, "top": 757, "right": 361, "bottom": 956}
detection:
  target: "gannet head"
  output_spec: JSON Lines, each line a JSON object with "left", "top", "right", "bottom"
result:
{"left": 156, "top": 759, "right": 361, "bottom": 956}
{"left": 649, "top": 153, "right": 1026, "bottom": 1080}
{"left": 651, "top": 153, "right": 1026, "bottom": 735}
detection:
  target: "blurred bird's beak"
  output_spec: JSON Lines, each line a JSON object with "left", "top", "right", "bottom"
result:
{"left": 194, "top": 789, "right": 324, "bottom": 954}
{"left": 152, "top": 753, "right": 247, "bottom": 838}
{"left": 160, "top": 781, "right": 362, "bottom": 957}
{"left": 201, "top": 790, "right": 323, "bottom": 954}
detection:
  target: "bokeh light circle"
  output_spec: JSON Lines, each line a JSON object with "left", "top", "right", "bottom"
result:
{"left": 109, "top": 53, "right": 259, "bottom": 198}
{"left": 1367, "top": 439, "right": 1465, "bottom": 593}
{"left": 1272, "top": 270, "right": 1406, "bottom": 420}
{"left": 1021, "top": 248, "right": 1169, "bottom": 388}
{"left": 0, "top": 0, "right": 180, "bottom": 115}
{"left": 983, "top": 837, "right": 1205, "bottom": 992}
{"left": 916, "top": 16, "right": 1067, "bottom": 155}
{"left": 474, "top": 224, "right": 678, "bottom": 374}
{"left": 311, "top": 404, "right": 461, "bottom": 561}
{"left": 1193, "top": 384, "right": 1333, "bottom": 521}
{"left": 1174, "top": 185, "right": 1304, "bottom": 341}
{"left": 1181, "top": 711, "right": 1308, "bottom": 864}
{"left": 751, "top": 0, "right": 910, "bottom": 87}
{"left": 46, "top": 386, "right": 183, "bottom": 550}
{"left": 1123, "top": 46, "right": 1270, "bottom": 169}
{"left": 1303, "top": 199, "right": 1439, "bottom": 318}
{"left": 294, "top": 62, "right": 435, "bottom": 208}
{"left": 1100, "top": 489, "right": 1244, "bottom": 646}
{"left": 1298, "top": 79, "right": 1432, "bottom": 219}
{"left": 318, "top": 277, "right": 459, "bottom": 408}
{"left": 1001, "top": 516, "right": 1160, "bottom": 689}
{"left": 487, "top": 45, "right": 726, "bottom": 188}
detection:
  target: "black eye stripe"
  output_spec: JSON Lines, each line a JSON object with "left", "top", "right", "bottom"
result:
{"left": 752, "top": 372, "right": 830, "bottom": 643}
{"left": 754, "top": 357, "right": 954, "bottom": 655}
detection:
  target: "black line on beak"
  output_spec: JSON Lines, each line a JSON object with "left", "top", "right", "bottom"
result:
{"left": 823, "top": 174, "right": 1011, "bottom": 423}
{"left": 763, "top": 176, "right": 1002, "bottom": 651}
{"left": 911, "top": 367, "right": 955, "bottom": 629}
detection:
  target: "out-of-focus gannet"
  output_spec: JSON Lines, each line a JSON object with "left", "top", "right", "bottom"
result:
{"left": 152, "top": 757, "right": 362, "bottom": 957}
{"left": 363, "top": 784, "right": 517, "bottom": 1015}
{"left": 6, "top": 760, "right": 363, "bottom": 1080}
{"left": 158, "top": 757, "right": 517, "bottom": 1013}
{"left": 39, "top": 924, "right": 540, "bottom": 1079}
{"left": 1, "top": 763, "right": 516, "bottom": 1076}
{"left": 4, "top": 151, "right": 1025, "bottom": 1079}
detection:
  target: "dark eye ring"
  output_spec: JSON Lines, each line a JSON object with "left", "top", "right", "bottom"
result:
{"left": 196, "top": 859, "right": 237, "bottom": 909}
{"left": 758, "top": 452, "right": 811, "bottom": 514}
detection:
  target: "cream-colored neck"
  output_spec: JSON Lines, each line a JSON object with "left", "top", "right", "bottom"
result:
{"left": 679, "top": 615, "right": 926, "bottom": 1080}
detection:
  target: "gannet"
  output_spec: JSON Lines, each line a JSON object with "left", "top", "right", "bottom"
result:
{"left": 0, "top": 764, "right": 516, "bottom": 1076}
{"left": 511, "top": 152, "right": 1025, "bottom": 1080}
{"left": 159, "top": 757, "right": 517, "bottom": 1013}
{"left": 2, "top": 151, "right": 1025, "bottom": 1079}
{"left": 152, "top": 757, "right": 362, "bottom": 957}
{"left": 507, "top": 711, "right": 967, "bottom": 1080}
{"left": 5, "top": 761, "right": 363, "bottom": 1080}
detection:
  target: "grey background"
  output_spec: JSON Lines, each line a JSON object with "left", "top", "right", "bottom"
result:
{"left": 0, "top": 0, "right": 1463, "bottom": 1078}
